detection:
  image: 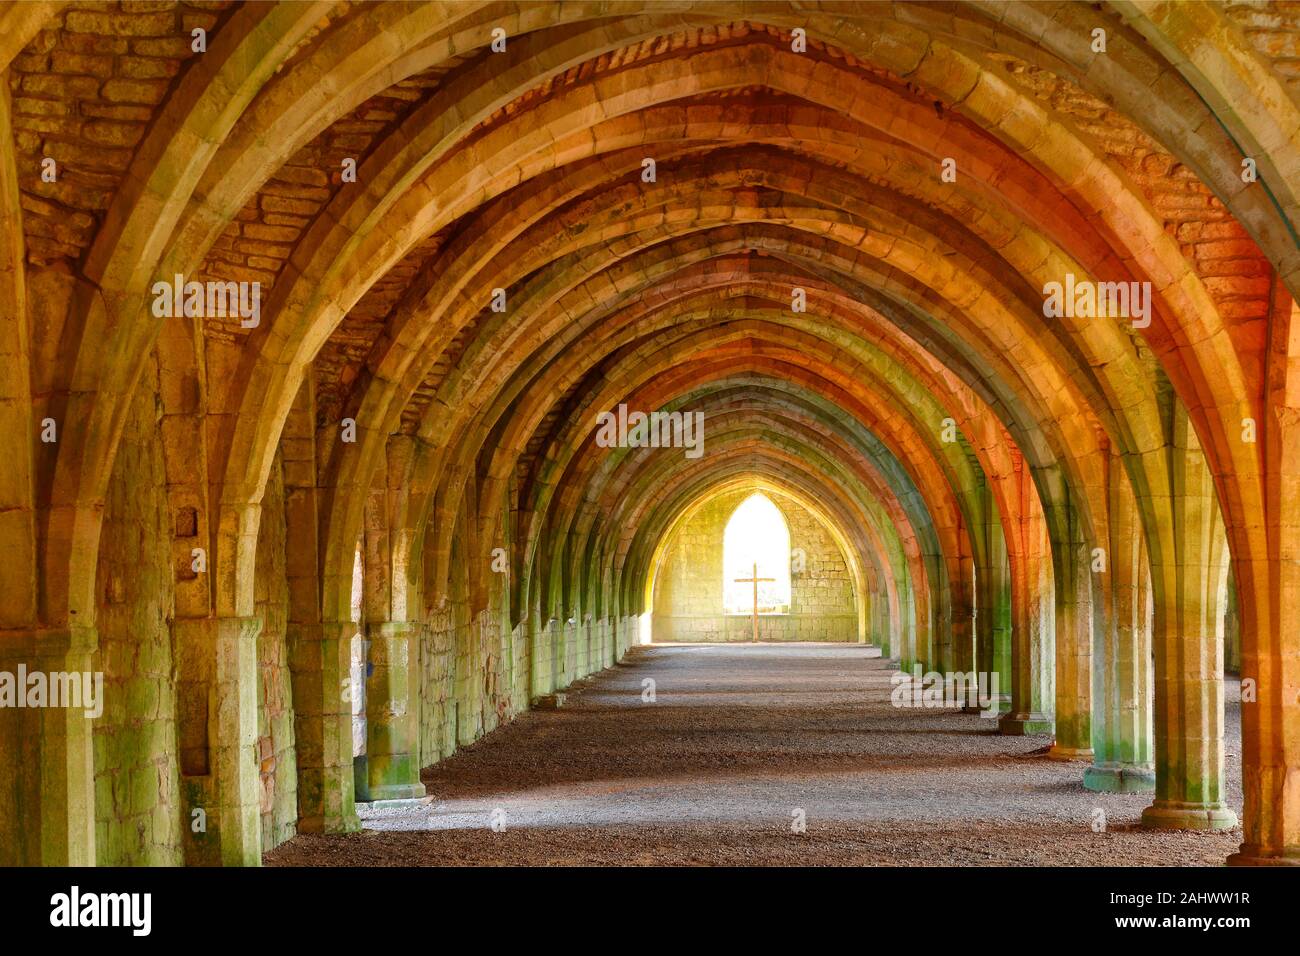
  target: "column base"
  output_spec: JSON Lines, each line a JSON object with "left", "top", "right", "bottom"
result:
{"left": 999, "top": 712, "right": 1054, "bottom": 735}
{"left": 297, "top": 812, "right": 362, "bottom": 835}
{"left": 1083, "top": 764, "right": 1156, "bottom": 793}
{"left": 964, "top": 694, "right": 1012, "bottom": 716}
{"left": 961, "top": 704, "right": 1007, "bottom": 717}
{"left": 357, "top": 794, "right": 432, "bottom": 813}
{"left": 1048, "top": 744, "right": 1094, "bottom": 761}
{"left": 1226, "top": 844, "right": 1300, "bottom": 866}
{"left": 1141, "top": 801, "right": 1238, "bottom": 831}
{"left": 361, "top": 782, "right": 428, "bottom": 802}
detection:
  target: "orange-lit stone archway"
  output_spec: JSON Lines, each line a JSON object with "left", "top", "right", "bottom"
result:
{"left": 0, "top": 1, "right": 1296, "bottom": 868}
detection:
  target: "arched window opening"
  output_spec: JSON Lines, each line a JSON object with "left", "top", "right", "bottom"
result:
{"left": 723, "top": 493, "right": 792, "bottom": 614}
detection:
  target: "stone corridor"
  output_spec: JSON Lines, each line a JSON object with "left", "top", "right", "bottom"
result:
{"left": 1, "top": 1, "right": 1299, "bottom": 869}
{"left": 267, "top": 644, "right": 1244, "bottom": 867}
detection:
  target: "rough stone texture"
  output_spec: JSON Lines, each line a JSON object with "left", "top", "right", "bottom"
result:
{"left": 420, "top": 599, "right": 461, "bottom": 767}
{"left": 93, "top": 352, "right": 181, "bottom": 866}
{"left": 253, "top": 451, "right": 297, "bottom": 851}
{"left": 3, "top": 2, "right": 1299, "bottom": 868}
{"left": 654, "top": 488, "right": 857, "bottom": 642}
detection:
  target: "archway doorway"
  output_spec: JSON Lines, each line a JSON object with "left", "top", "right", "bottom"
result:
{"left": 648, "top": 486, "right": 862, "bottom": 642}
{"left": 722, "top": 492, "right": 791, "bottom": 617}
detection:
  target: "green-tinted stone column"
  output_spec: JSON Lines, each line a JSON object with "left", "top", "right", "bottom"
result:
{"left": 1086, "top": 461, "right": 1154, "bottom": 792}
{"left": 1223, "top": 570, "right": 1240, "bottom": 675}
{"left": 360, "top": 621, "right": 425, "bottom": 802}
{"left": 1000, "top": 518, "right": 1054, "bottom": 736}
{"left": 289, "top": 620, "right": 360, "bottom": 833}
{"left": 991, "top": 543, "right": 1013, "bottom": 713}
{"left": 214, "top": 616, "right": 263, "bottom": 865}
{"left": 175, "top": 615, "right": 263, "bottom": 866}
{"left": 898, "top": 574, "right": 919, "bottom": 671}
{"left": 970, "top": 519, "right": 1012, "bottom": 714}
{"left": 872, "top": 584, "right": 891, "bottom": 658}
{"left": 1143, "top": 580, "right": 1235, "bottom": 829}
{"left": 950, "top": 555, "right": 976, "bottom": 678}
{"left": 1143, "top": 411, "right": 1236, "bottom": 830}
{"left": 0, "top": 625, "right": 97, "bottom": 865}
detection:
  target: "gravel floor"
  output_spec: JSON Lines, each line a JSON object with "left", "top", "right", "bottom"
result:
{"left": 265, "top": 643, "right": 1244, "bottom": 866}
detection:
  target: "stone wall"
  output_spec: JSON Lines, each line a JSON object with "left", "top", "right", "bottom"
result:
{"left": 419, "top": 519, "right": 523, "bottom": 765}
{"left": 93, "top": 355, "right": 182, "bottom": 865}
{"left": 653, "top": 490, "right": 858, "bottom": 643}
{"left": 420, "top": 596, "right": 462, "bottom": 767}
{"left": 417, "top": 507, "right": 636, "bottom": 770}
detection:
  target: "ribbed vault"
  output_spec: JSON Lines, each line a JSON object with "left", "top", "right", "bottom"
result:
{"left": 1, "top": 1, "right": 1298, "bottom": 868}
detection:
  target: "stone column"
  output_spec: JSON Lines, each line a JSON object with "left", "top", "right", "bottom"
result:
{"left": 1049, "top": 536, "right": 1094, "bottom": 761}
{"left": 1000, "top": 517, "right": 1054, "bottom": 735}
{"left": 950, "top": 554, "right": 977, "bottom": 678}
{"left": 0, "top": 625, "right": 97, "bottom": 866}
{"left": 920, "top": 553, "right": 944, "bottom": 672}
{"left": 288, "top": 620, "right": 359, "bottom": 833}
{"left": 1222, "top": 571, "right": 1240, "bottom": 675}
{"left": 873, "top": 590, "right": 890, "bottom": 657}
{"left": 1143, "top": 580, "right": 1235, "bottom": 829}
{"left": 1143, "top": 412, "right": 1236, "bottom": 831}
{"left": 1085, "top": 461, "right": 1154, "bottom": 792}
{"left": 1228, "top": 550, "right": 1300, "bottom": 864}
{"left": 898, "top": 573, "right": 920, "bottom": 671}
{"left": 174, "top": 615, "right": 263, "bottom": 866}
{"left": 969, "top": 550, "right": 994, "bottom": 709}
{"left": 359, "top": 620, "right": 425, "bottom": 801}
{"left": 990, "top": 534, "right": 1013, "bottom": 711}
{"left": 1227, "top": 281, "right": 1300, "bottom": 865}
{"left": 970, "top": 519, "right": 1012, "bottom": 713}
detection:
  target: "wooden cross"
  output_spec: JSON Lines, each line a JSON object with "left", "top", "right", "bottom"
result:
{"left": 734, "top": 561, "right": 775, "bottom": 643}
